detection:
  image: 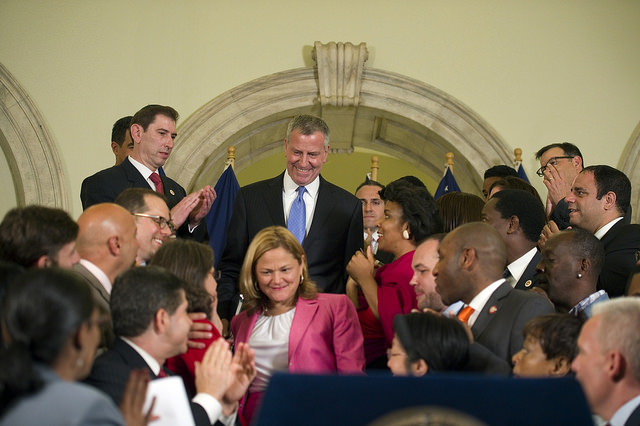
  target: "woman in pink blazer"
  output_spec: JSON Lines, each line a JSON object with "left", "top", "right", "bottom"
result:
{"left": 231, "top": 226, "right": 365, "bottom": 424}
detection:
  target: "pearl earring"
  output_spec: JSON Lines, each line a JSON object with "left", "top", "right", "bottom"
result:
{"left": 402, "top": 230, "right": 410, "bottom": 240}
{"left": 577, "top": 273, "right": 582, "bottom": 279}
{"left": 300, "top": 275, "right": 304, "bottom": 284}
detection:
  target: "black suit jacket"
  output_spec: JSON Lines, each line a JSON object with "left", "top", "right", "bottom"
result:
{"left": 84, "top": 337, "right": 212, "bottom": 426}
{"left": 80, "top": 157, "right": 207, "bottom": 241}
{"left": 624, "top": 402, "right": 640, "bottom": 426}
{"left": 599, "top": 220, "right": 640, "bottom": 298}
{"left": 217, "top": 172, "right": 363, "bottom": 317}
{"left": 471, "top": 282, "right": 554, "bottom": 365}
{"left": 513, "top": 250, "right": 542, "bottom": 291}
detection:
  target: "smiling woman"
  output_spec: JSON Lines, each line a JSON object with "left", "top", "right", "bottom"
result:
{"left": 231, "top": 226, "right": 365, "bottom": 424}
{"left": 346, "top": 178, "right": 443, "bottom": 370}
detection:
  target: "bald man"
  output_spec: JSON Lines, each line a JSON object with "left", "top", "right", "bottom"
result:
{"left": 434, "top": 222, "right": 553, "bottom": 365}
{"left": 73, "top": 203, "right": 139, "bottom": 349}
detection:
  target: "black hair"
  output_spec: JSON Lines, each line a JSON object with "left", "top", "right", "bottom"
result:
{"left": 394, "top": 312, "right": 469, "bottom": 372}
{"left": 483, "top": 165, "right": 518, "bottom": 179}
{"left": 582, "top": 165, "right": 631, "bottom": 215}
{"left": 535, "top": 142, "right": 584, "bottom": 164}
{"left": 0, "top": 268, "right": 94, "bottom": 413}
{"left": 522, "top": 313, "right": 583, "bottom": 363}
{"left": 380, "top": 179, "right": 442, "bottom": 243}
{"left": 111, "top": 116, "right": 133, "bottom": 145}
{"left": 111, "top": 266, "right": 186, "bottom": 338}
{"left": 355, "top": 180, "right": 385, "bottom": 193}
{"left": 490, "top": 189, "right": 546, "bottom": 243}
{"left": 0, "top": 205, "right": 78, "bottom": 268}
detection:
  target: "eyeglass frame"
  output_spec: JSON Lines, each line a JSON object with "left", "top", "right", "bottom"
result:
{"left": 132, "top": 213, "right": 176, "bottom": 233}
{"left": 536, "top": 156, "right": 575, "bottom": 177}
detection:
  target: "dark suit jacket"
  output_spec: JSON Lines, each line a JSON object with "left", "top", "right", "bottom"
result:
{"left": 80, "top": 157, "right": 207, "bottom": 241}
{"left": 513, "top": 249, "right": 542, "bottom": 291}
{"left": 217, "top": 172, "right": 363, "bottom": 318}
{"left": 72, "top": 262, "right": 114, "bottom": 350}
{"left": 471, "top": 281, "right": 554, "bottom": 365}
{"left": 624, "top": 402, "right": 640, "bottom": 426}
{"left": 598, "top": 219, "right": 640, "bottom": 298}
{"left": 85, "top": 337, "right": 212, "bottom": 426}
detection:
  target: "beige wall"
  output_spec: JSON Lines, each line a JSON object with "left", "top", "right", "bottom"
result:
{"left": 1, "top": 0, "right": 639, "bottom": 218}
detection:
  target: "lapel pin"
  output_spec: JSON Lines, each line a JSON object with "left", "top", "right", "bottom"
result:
{"left": 169, "top": 189, "right": 175, "bottom": 195}
{"left": 488, "top": 305, "right": 498, "bottom": 314}
{"left": 524, "top": 280, "right": 533, "bottom": 288}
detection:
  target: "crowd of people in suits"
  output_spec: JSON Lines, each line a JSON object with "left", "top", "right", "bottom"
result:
{"left": 2, "top": 108, "right": 640, "bottom": 425}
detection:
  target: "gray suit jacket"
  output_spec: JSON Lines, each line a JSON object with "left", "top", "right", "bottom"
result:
{"left": 72, "top": 262, "right": 114, "bottom": 349}
{"left": 0, "top": 365, "right": 123, "bottom": 426}
{"left": 471, "top": 281, "right": 554, "bottom": 365}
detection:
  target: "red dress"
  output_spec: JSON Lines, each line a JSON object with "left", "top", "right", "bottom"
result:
{"left": 357, "top": 250, "right": 417, "bottom": 365}
{"left": 165, "top": 318, "right": 221, "bottom": 397}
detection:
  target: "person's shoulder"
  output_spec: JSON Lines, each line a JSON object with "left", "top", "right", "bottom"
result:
{"left": 314, "top": 293, "right": 352, "bottom": 309}
{"left": 84, "top": 163, "right": 127, "bottom": 182}
{"left": 319, "top": 176, "right": 358, "bottom": 200}
{"left": 241, "top": 173, "right": 283, "bottom": 191}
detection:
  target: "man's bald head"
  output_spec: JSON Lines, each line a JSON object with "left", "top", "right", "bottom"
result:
{"left": 449, "top": 222, "right": 506, "bottom": 272}
{"left": 76, "top": 203, "right": 138, "bottom": 280}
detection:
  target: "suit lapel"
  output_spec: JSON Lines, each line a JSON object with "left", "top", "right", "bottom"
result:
{"left": 515, "top": 250, "right": 541, "bottom": 290}
{"left": 289, "top": 298, "right": 319, "bottom": 358}
{"left": 123, "top": 158, "right": 152, "bottom": 188}
{"left": 264, "top": 173, "right": 287, "bottom": 226}
{"left": 73, "top": 263, "right": 110, "bottom": 307}
{"left": 471, "top": 282, "right": 511, "bottom": 339}
{"left": 236, "top": 312, "right": 260, "bottom": 345}
{"left": 304, "top": 176, "right": 333, "bottom": 245}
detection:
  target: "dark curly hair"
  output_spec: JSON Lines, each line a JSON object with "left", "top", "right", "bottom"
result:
{"left": 379, "top": 179, "right": 442, "bottom": 243}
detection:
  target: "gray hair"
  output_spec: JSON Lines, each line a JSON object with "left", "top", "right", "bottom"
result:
{"left": 285, "top": 115, "right": 330, "bottom": 148}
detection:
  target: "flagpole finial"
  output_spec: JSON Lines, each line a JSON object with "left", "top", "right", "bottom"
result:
{"left": 371, "top": 155, "right": 379, "bottom": 181}
{"left": 514, "top": 148, "right": 523, "bottom": 163}
{"left": 227, "top": 146, "right": 236, "bottom": 170}
{"left": 446, "top": 152, "right": 454, "bottom": 173}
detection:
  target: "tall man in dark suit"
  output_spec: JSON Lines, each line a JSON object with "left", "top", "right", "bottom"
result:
{"left": 216, "top": 115, "right": 363, "bottom": 320}
{"left": 572, "top": 298, "right": 640, "bottom": 425}
{"left": 482, "top": 189, "right": 546, "bottom": 290}
{"left": 81, "top": 104, "right": 216, "bottom": 242}
{"left": 542, "top": 165, "right": 640, "bottom": 297}
{"left": 433, "top": 222, "right": 554, "bottom": 365}
{"left": 85, "top": 266, "right": 255, "bottom": 426}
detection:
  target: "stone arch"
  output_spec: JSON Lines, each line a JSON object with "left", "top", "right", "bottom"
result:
{"left": 0, "top": 62, "right": 68, "bottom": 209}
{"left": 166, "top": 67, "right": 513, "bottom": 194}
{"left": 619, "top": 120, "right": 640, "bottom": 223}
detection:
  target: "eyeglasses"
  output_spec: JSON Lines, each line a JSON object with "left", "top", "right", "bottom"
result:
{"left": 536, "top": 156, "right": 575, "bottom": 177}
{"left": 132, "top": 213, "right": 176, "bottom": 233}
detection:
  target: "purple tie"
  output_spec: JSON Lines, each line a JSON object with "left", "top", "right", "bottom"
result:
{"left": 288, "top": 186, "right": 306, "bottom": 244}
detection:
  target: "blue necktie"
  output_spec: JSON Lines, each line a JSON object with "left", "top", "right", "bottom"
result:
{"left": 288, "top": 186, "right": 306, "bottom": 244}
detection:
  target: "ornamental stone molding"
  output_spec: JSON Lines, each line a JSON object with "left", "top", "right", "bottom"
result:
{"left": 168, "top": 42, "right": 513, "bottom": 195}
{"left": 618, "top": 120, "right": 640, "bottom": 223}
{"left": 0, "top": 62, "right": 68, "bottom": 209}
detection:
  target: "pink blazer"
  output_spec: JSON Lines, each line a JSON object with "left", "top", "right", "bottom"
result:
{"left": 231, "top": 293, "right": 365, "bottom": 373}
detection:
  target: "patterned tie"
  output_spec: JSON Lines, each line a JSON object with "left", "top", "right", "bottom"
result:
{"left": 288, "top": 186, "right": 306, "bottom": 244}
{"left": 149, "top": 172, "right": 164, "bottom": 194}
{"left": 457, "top": 305, "right": 475, "bottom": 324}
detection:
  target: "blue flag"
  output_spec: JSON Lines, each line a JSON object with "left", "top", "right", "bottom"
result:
{"left": 516, "top": 163, "right": 530, "bottom": 183}
{"left": 205, "top": 166, "right": 240, "bottom": 268}
{"left": 434, "top": 166, "right": 460, "bottom": 199}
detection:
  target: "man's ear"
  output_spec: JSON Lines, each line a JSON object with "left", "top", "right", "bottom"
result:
{"left": 506, "top": 215, "right": 520, "bottom": 235}
{"left": 153, "top": 308, "right": 169, "bottom": 334}
{"left": 603, "top": 191, "right": 617, "bottom": 211}
{"left": 411, "top": 359, "right": 429, "bottom": 377}
{"left": 111, "top": 141, "right": 119, "bottom": 156}
{"left": 459, "top": 247, "right": 476, "bottom": 270}
{"left": 130, "top": 123, "right": 143, "bottom": 143}
{"left": 550, "top": 356, "right": 571, "bottom": 376}
{"left": 107, "top": 235, "right": 120, "bottom": 256}
{"left": 35, "top": 255, "right": 52, "bottom": 268}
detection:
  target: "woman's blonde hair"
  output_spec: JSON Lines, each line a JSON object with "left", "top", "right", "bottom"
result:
{"left": 239, "top": 226, "right": 317, "bottom": 315}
